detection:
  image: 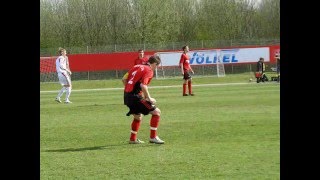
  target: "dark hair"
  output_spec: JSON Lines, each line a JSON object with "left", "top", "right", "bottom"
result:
{"left": 182, "top": 45, "right": 188, "bottom": 51}
{"left": 138, "top": 49, "right": 144, "bottom": 52}
{"left": 148, "top": 54, "right": 161, "bottom": 65}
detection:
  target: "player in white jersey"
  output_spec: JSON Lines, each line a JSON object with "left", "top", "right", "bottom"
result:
{"left": 55, "top": 47, "right": 72, "bottom": 103}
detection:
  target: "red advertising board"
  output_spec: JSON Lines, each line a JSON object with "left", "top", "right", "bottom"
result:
{"left": 41, "top": 45, "right": 279, "bottom": 73}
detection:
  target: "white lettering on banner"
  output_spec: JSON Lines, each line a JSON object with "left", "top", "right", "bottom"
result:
{"left": 158, "top": 47, "right": 270, "bottom": 67}
{"left": 189, "top": 49, "right": 239, "bottom": 64}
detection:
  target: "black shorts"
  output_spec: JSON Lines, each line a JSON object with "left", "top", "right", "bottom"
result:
{"left": 124, "top": 92, "right": 156, "bottom": 116}
{"left": 183, "top": 71, "right": 191, "bottom": 80}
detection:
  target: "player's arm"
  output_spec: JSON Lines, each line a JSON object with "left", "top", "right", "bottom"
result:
{"left": 134, "top": 58, "right": 138, "bottom": 66}
{"left": 140, "top": 83, "right": 156, "bottom": 104}
{"left": 66, "top": 57, "right": 72, "bottom": 75}
{"left": 179, "top": 54, "right": 185, "bottom": 75}
{"left": 122, "top": 72, "right": 129, "bottom": 86}
{"left": 189, "top": 65, "right": 194, "bottom": 74}
{"left": 180, "top": 62, "right": 184, "bottom": 75}
{"left": 58, "top": 58, "right": 70, "bottom": 74}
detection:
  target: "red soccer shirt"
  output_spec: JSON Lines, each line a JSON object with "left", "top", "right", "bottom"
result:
{"left": 134, "top": 56, "right": 149, "bottom": 66}
{"left": 124, "top": 64, "right": 154, "bottom": 93}
{"left": 179, "top": 53, "right": 191, "bottom": 70}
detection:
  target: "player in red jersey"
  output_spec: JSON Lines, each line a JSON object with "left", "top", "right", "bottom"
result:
{"left": 122, "top": 49, "right": 148, "bottom": 86}
{"left": 179, "top": 45, "right": 195, "bottom": 96}
{"left": 124, "top": 55, "right": 165, "bottom": 144}
{"left": 134, "top": 49, "right": 149, "bottom": 66}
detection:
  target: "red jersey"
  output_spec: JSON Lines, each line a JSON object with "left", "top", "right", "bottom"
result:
{"left": 134, "top": 56, "right": 149, "bottom": 66}
{"left": 124, "top": 64, "right": 154, "bottom": 93}
{"left": 179, "top": 53, "right": 191, "bottom": 70}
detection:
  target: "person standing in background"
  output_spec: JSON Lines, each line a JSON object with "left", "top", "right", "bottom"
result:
{"left": 134, "top": 49, "right": 149, "bottom": 66}
{"left": 55, "top": 47, "right": 72, "bottom": 104}
{"left": 122, "top": 49, "right": 148, "bottom": 86}
{"left": 275, "top": 51, "right": 280, "bottom": 82}
{"left": 122, "top": 49, "right": 148, "bottom": 105}
{"left": 256, "top": 57, "right": 268, "bottom": 83}
{"left": 179, "top": 45, "right": 195, "bottom": 96}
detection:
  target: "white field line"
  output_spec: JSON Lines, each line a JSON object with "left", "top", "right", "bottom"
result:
{"left": 40, "top": 82, "right": 279, "bottom": 94}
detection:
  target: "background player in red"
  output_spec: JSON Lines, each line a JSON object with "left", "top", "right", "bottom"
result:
{"left": 122, "top": 49, "right": 148, "bottom": 86}
{"left": 124, "top": 55, "right": 165, "bottom": 144}
{"left": 179, "top": 45, "right": 195, "bottom": 96}
{"left": 134, "top": 49, "right": 149, "bottom": 66}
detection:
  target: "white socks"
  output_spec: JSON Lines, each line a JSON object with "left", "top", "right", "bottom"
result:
{"left": 65, "top": 87, "right": 72, "bottom": 101}
{"left": 57, "top": 87, "right": 66, "bottom": 98}
{"left": 57, "top": 87, "right": 71, "bottom": 101}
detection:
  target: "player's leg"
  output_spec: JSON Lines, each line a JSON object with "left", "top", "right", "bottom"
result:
{"left": 125, "top": 94, "right": 145, "bottom": 144}
{"left": 183, "top": 71, "right": 190, "bottom": 96}
{"left": 277, "top": 66, "right": 280, "bottom": 82}
{"left": 64, "top": 75, "right": 72, "bottom": 103}
{"left": 149, "top": 107, "right": 164, "bottom": 144}
{"left": 188, "top": 78, "right": 194, "bottom": 96}
{"left": 55, "top": 74, "right": 66, "bottom": 103}
{"left": 134, "top": 99, "right": 165, "bottom": 144}
{"left": 183, "top": 80, "right": 188, "bottom": 96}
{"left": 129, "top": 114, "right": 144, "bottom": 144}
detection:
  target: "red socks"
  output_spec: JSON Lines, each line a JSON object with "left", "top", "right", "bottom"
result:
{"left": 188, "top": 81, "right": 192, "bottom": 94}
{"left": 150, "top": 115, "right": 160, "bottom": 138}
{"left": 130, "top": 116, "right": 160, "bottom": 140}
{"left": 183, "top": 82, "right": 192, "bottom": 94}
{"left": 130, "top": 119, "right": 141, "bottom": 141}
{"left": 183, "top": 83, "right": 187, "bottom": 95}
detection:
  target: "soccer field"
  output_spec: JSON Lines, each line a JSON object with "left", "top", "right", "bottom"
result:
{"left": 40, "top": 76, "right": 280, "bottom": 179}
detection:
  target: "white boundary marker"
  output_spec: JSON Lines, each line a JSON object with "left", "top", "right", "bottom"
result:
{"left": 40, "top": 82, "right": 279, "bottom": 94}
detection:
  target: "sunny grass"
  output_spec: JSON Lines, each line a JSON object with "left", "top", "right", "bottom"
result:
{"left": 40, "top": 75, "right": 280, "bottom": 179}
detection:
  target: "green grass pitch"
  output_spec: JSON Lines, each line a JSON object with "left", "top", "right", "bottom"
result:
{"left": 40, "top": 74, "right": 280, "bottom": 179}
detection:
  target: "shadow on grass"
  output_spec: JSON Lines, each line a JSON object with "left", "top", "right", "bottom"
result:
{"left": 44, "top": 145, "right": 109, "bottom": 152}
{"left": 43, "top": 143, "right": 160, "bottom": 152}
{"left": 75, "top": 103, "right": 123, "bottom": 108}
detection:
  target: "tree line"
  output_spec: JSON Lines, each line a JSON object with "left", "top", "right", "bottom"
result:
{"left": 40, "top": 0, "right": 280, "bottom": 50}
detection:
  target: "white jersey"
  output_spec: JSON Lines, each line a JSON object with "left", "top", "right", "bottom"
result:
{"left": 56, "top": 55, "right": 69, "bottom": 74}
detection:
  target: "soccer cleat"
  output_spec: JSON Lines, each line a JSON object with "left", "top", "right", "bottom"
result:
{"left": 129, "top": 139, "right": 145, "bottom": 144}
{"left": 149, "top": 136, "right": 165, "bottom": 144}
{"left": 64, "top": 100, "right": 72, "bottom": 104}
{"left": 183, "top": 94, "right": 188, "bottom": 96}
{"left": 189, "top": 93, "right": 195, "bottom": 96}
{"left": 55, "top": 98, "right": 61, "bottom": 103}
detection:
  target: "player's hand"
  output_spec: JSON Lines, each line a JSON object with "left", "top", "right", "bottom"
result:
{"left": 68, "top": 71, "right": 72, "bottom": 75}
{"left": 191, "top": 70, "right": 194, "bottom": 74}
{"left": 147, "top": 97, "right": 156, "bottom": 104}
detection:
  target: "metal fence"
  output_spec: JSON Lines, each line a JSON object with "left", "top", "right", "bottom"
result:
{"left": 40, "top": 39, "right": 279, "bottom": 82}
{"left": 40, "top": 39, "right": 280, "bottom": 56}
{"left": 40, "top": 63, "right": 278, "bottom": 82}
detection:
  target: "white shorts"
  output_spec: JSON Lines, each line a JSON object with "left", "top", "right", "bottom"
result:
{"left": 58, "top": 72, "right": 71, "bottom": 86}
